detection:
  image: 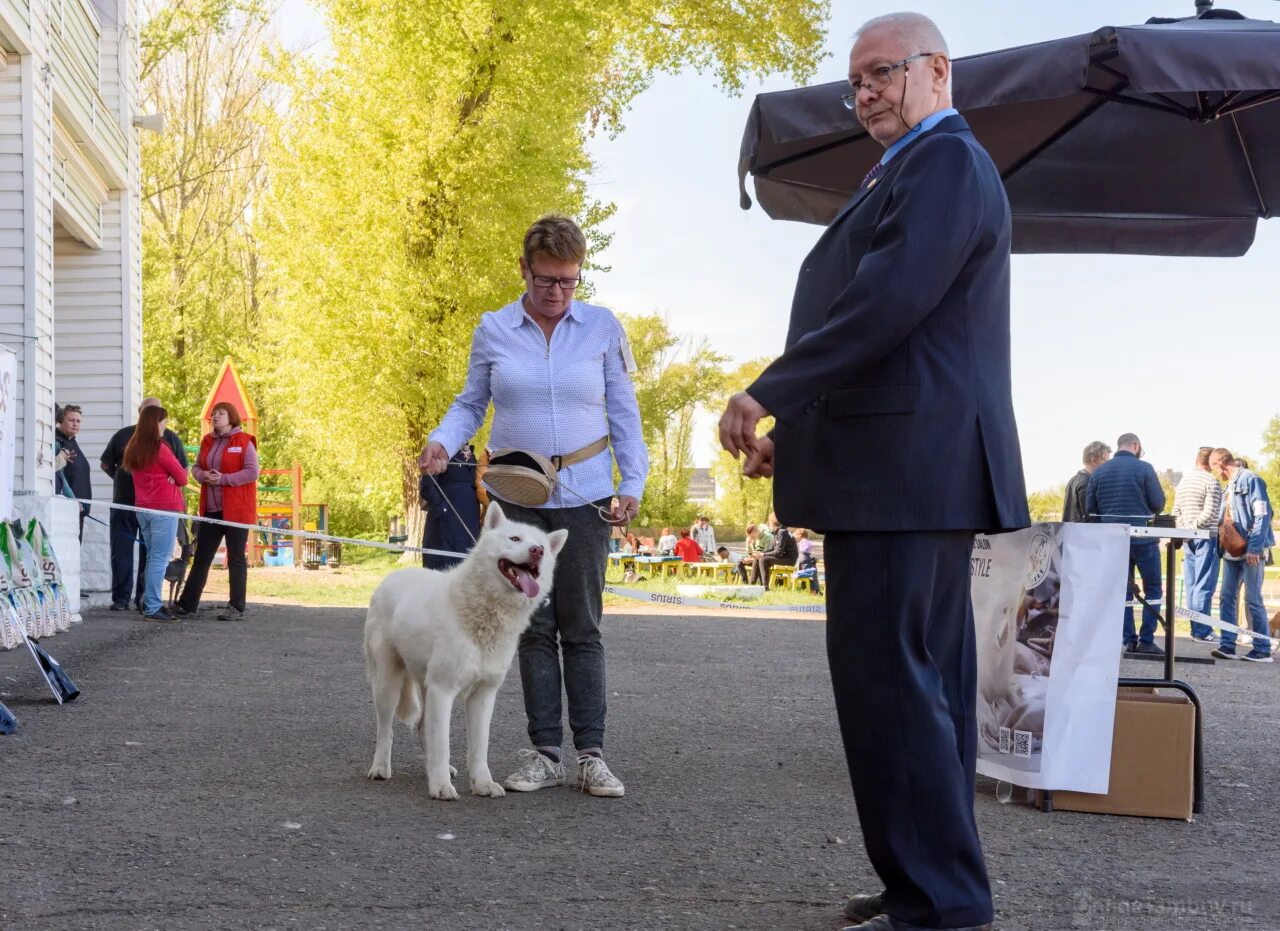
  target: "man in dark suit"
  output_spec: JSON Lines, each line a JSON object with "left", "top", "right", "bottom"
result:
{"left": 720, "top": 13, "right": 1028, "bottom": 931}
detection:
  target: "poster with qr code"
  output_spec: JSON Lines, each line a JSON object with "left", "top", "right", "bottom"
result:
{"left": 972, "top": 522, "right": 1130, "bottom": 792}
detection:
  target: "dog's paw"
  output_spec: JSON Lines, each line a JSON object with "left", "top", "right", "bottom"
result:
{"left": 428, "top": 781, "right": 460, "bottom": 801}
{"left": 367, "top": 762, "right": 392, "bottom": 780}
{"left": 471, "top": 780, "right": 506, "bottom": 798}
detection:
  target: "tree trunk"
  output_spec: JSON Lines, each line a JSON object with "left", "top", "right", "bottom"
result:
{"left": 399, "top": 457, "right": 424, "bottom": 566}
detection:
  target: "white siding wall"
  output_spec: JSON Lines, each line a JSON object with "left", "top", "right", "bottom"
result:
{"left": 54, "top": 223, "right": 118, "bottom": 592}
{"left": 0, "top": 61, "right": 24, "bottom": 412}
{"left": 20, "top": 15, "right": 56, "bottom": 498}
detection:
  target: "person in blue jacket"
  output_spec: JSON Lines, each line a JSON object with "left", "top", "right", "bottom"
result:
{"left": 1086, "top": 432, "right": 1166, "bottom": 653}
{"left": 418, "top": 443, "right": 481, "bottom": 570}
{"left": 1209, "top": 448, "right": 1274, "bottom": 663}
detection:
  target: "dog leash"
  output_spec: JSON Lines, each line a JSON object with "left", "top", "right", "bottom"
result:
{"left": 424, "top": 472, "right": 480, "bottom": 547}
{"left": 426, "top": 461, "right": 616, "bottom": 523}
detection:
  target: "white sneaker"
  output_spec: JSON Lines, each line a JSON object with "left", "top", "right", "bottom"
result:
{"left": 573, "top": 754, "right": 625, "bottom": 798}
{"left": 502, "top": 749, "right": 565, "bottom": 792}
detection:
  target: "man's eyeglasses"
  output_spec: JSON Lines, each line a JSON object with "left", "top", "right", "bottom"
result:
{"left": 841, "top": 52, "right": 939, "bottom": 109}
{"left": 530, "top": 274, "right": 581, "bottom": 292}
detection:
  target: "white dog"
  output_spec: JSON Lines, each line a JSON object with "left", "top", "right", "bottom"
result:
{"left": 363, "top": 501, "right": 567, "bottom": 800}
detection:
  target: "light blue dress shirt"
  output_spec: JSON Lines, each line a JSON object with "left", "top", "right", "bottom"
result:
{"left": 880, "top": 107, "right": 959, "bottom": 165}
{"left": 430, "top": 298, "right": 649, "bottom": 509}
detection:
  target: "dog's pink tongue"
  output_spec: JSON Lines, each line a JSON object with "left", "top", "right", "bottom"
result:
{"left": 514, "top": 567, "right": 540, "bottom": 598}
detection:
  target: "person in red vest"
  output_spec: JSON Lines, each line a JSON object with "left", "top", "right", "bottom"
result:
{"left": 173, "top": 401, "right": 260, "bottom": 622}
{"left": 673, "top": 528, "right": 703, "bottom": 563}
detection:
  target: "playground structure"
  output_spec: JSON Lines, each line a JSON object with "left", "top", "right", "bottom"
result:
{"left": 251, "top": 459, "right": 339, "bottom": 570}
{"left": 199, "top": 359, "right": 338, "bottom": 570}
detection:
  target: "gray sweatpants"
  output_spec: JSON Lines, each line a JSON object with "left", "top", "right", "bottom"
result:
{"left": 497, "top": 498, "right": 612, "bottom": 752}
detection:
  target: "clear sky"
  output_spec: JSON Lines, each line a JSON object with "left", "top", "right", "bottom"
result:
{"left": 277, "top": 0, "right": 1280, "bottom": 491}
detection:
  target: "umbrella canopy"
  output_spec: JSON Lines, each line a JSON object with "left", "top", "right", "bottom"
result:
{"left": 738, "top": 10, "right": 1280, "bottom": 255}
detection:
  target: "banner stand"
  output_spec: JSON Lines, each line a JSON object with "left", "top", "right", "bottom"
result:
{"left": 1039, "top": 525, "right": 1209, "bottom": 816}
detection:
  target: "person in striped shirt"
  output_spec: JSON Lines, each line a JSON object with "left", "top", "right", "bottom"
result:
{"left": 1172, "top": 447, "right": 1224, "bottom": 642}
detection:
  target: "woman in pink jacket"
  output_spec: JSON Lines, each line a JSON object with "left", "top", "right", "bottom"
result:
{"left": 122, "top": 404, "right": 189, "bottom": 621}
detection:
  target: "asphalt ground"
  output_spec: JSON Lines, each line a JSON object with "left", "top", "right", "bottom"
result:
{"left": 1, "top": 603, "right": 1276, "bottom": 931}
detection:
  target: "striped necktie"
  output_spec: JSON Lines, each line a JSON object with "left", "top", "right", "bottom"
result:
{"left": 862, "top": 161, "right": 885, "bottom": 189}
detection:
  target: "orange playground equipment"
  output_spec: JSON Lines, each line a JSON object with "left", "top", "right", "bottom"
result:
{"left": 251, "top": 459, "right": 333, "bottom": 569}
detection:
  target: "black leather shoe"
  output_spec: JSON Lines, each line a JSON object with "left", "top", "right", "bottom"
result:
{"left": 109, "top": 601, "right": 129, "bottom": 611}
{"left": 170, "top": 604, "right": 193, "bottom": 618}
{"left": 842, "top": 914, "right": 992, "bottom": 931}
{"left": 843, "top": 893, "right": 884, "bottom": 922}
{"left": 1134, "top": 641, "right": 1164, "bottom": 655}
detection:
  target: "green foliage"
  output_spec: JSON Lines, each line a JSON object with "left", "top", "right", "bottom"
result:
{"left": 254, "top": 0, "right": 827, "bottom": 532}
{"left": 140, "top": 4, "right": 273, "bottom": 442}
{"left": 709, "top": 358, "right": 775, "bottom": 532}
{"left": 1259, "top": 413, "right": 1280, "bottom": 496}
{"left": 620, "top": 313, "right": 726, "bottom": 526}
{"left": 1027, "top": 484, "right": 1066, "bottom": 523}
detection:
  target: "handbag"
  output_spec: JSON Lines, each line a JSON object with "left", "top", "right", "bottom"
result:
{"left": 482, "top": 437, "right": 609, "bottom": 507}
{"left": 1219, "top": 508, "right": 1248, "bottom": 558}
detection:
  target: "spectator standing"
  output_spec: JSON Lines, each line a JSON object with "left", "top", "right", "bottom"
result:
{"left": 673, "top": 529, "right": 703, "bottom": 563}
{"left": 1086, "top": 433, "right": 1166, "bottom": 654}
{"left": 752, "top": 512, "right": 798, "bottom": 587}
{"left": 54, "top": 404, "right": 91, "bottom": 539}
{"left": 101, "top": 399, "right": 189, "bottom": 611}
{"left": 122, "top": 405, "right": 188, "bottom": 621}
{"left": 173, "top": 402, "right": 260, "bottom": 622}
{"left": 1172, "top": 446, "right": 1224, "bottom": 642}
{"left": 417, "top": 443, "right": 481, "bottom": 571}
{"left": 1062, "top": 440, "right": 1111, "bottom": 523}
{"left": 1209, "top": 449, "right": 1274, "bottom": 662}
{"left": 691, "top": 516, "right": 716, "bottom": 558}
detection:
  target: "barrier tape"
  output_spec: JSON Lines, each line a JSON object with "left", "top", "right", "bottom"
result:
{"left": 48, "top": 498, "right": 1275, "bottom": 635}
{"left": 1174, "top": 605, "right": 1279, "bottom": 648}
{"left": 604, "top": 584, "right": 826, "bottom": 615}
{"left": 56, "top": 497, "right": 460, "bottom": 560}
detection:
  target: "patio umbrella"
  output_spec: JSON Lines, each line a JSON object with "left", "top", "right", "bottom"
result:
{"left": 738, "top": 7, "right": 1280, "bottom": 255}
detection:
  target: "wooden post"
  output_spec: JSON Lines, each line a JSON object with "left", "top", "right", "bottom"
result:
{"left": 291, "top": 460, "right": 303, "bottom": 569}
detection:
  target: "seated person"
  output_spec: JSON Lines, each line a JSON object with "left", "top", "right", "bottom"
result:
{"left": 673, "top": 529, "right": 703, "bottom": 563}
{"left": 657, "top": 527, "right": 678, "bottom": 555}
{"left": 715, "top": 545, "right": 742, "bottom": 567}
{"left": 795, "top": 529, "right": 817, "bottom": 570}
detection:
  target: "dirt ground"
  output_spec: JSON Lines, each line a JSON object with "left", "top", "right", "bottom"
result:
{"left": 1, "top": 604, "right": 1275, "bottom": 930}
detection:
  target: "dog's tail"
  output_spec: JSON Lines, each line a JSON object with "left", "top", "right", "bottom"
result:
{"left": 395, "top": 675, "right": 421, "bottom": 725}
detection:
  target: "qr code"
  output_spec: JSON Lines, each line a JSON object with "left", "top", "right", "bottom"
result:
{"left": 999, "top": 726, "right": 1011, "bottom": 755}
{"left": 1013, "top": 729, "right": 1032, "bottom": 758}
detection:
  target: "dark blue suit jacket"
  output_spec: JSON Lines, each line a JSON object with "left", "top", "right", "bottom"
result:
{"left": 749, "top": 114, "right": 1029, "bottom": 533}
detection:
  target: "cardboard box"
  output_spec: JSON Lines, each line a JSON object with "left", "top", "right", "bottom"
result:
{"left": 1040, "top": 689, "right": 1195, "bottom": 820}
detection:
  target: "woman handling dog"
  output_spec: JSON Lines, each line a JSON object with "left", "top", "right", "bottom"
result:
{"left": 173, "top": 402, "right": 260, "bottom": 622}
{"left": 420, "top": 215, "right": 648, "bottom": 798}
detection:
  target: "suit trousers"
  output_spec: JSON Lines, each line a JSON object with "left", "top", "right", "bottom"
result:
{"left": 824, "top": 531, "right": 993, "bottom": 929}
{"left": 109, "top": 505, "right": 145, "bottom": 607}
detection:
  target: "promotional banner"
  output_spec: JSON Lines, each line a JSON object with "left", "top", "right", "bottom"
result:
{"left": 0, "top": 347, "right": 13, "bottom": 519}
{"left": 973, "top": 522, "right": 1130, "bottom": 793}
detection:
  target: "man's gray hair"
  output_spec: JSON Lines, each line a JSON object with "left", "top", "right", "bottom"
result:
{"left": 854, "top": 12, "right": 950, "bottom": 57}
{"left": 1082, "top": 441, "right": 1112, "bottom": 466}
{"left": 1116, "top": 433, "right": 1141, "bottom": 450}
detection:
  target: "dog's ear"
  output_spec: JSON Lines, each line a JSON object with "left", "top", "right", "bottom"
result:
{"left": 547, "top": 528, "right": 568, "bottom": 554}
{"left": 484, "top": 501, "right": 506, "bottom": 532}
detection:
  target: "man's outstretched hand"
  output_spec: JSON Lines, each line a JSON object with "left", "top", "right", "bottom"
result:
{"left": 743, "top": 436, "right": 774, "bottom": 479}
{"left": 719, "top": 392, "right": 771, "bottom": 475}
